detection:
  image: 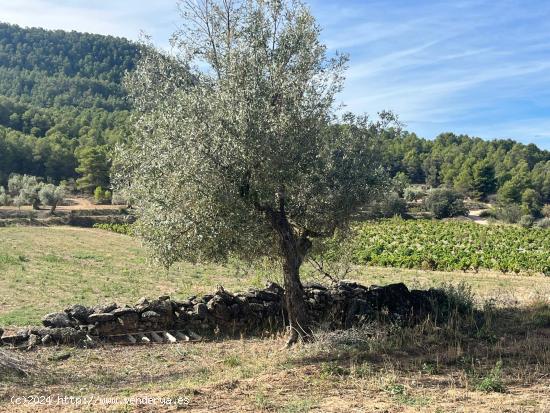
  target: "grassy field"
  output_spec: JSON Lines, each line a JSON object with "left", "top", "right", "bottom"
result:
{"left": 0, "top": 226, "right": 548, "bottom": 326}
{"left": 0, "top": 226, "right": 549, "bottom": 412}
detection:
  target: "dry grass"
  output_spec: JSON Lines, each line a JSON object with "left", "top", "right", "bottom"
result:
{"left": 0, "top": 300, "right": 548, "bottom": 412}
{"left": 0, "top": 226, "right": 549, "bottom": 412}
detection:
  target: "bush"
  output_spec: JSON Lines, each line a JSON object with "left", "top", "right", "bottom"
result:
{"left": 495, "top": 204, "right": 523, "bottom": 224}
{"left": 478, "top": 209, "right": 497, "bottom": 219}
{"left": 542, "top": 205, "right": 550, "bottom": 218}
{"left": 423, "top": 188, "right": 468, "bottom": 219}
{"left": 92, "top": 223, "right": 133, "bottom": 235}
{"left": 521, "top": 188, "right": 543, "bottom": 217}
{"left": 391, "top": 172, "right": 410, "bottom": 197}
{"left": 8, "top": 174, "right": 42, "bottom": 209}
{"left": 364, "top": 192, "right": 407, "bottom": 218}
{"left": 475, "top": 361, "right": 506, "bottom": 393}
{"left": 404, "top": 186, "right": 426, "bottom": 202}
{"left": 0, "top": 186, "right": 10, "bottom": 206}
{"left": 111, "top": 192, "right": 128, "bottom": 205}
{"left": 535, "top": 218, "right": 550, "bottom": 229}
{"left": 518, "top": 215, "right": 534, "bottom": 228}
{"left": 94, "top": 186, "right": 112, "bottom": 204}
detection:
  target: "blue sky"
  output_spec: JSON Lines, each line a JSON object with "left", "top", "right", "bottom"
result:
{"left": 1, "top": 0, "right": 550, "bottom": 149}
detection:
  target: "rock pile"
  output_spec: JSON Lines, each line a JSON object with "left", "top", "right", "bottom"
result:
{"left": 0, "top": 281, "right": 449, "bottom": 348}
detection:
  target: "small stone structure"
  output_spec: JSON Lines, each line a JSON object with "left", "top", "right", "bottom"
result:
{"left": 0, "top": 281, "right": 449, "bottom": 348}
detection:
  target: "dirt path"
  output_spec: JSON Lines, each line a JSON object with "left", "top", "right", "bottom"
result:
{"left": 0, "top": 197, "right": 122, "bottom": 212}
{"left": 468, "top": 208, "right": 490, "bottom": 225}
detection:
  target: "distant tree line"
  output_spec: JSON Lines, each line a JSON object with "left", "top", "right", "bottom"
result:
{"left": 0, "top": 22, "right": 548, "bottom": 218}
{"left": 375, "top": 131, "right": 550, "bottom": 209}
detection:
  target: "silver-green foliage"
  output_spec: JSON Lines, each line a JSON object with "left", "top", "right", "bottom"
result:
{"left": 115, "top": 0, "right": 393, "bottom": 268}
{"left": 0, "top": 186, "right": 10, "bottom": 206}
{"left": 8, "top": 174, "right": 41, "bottom": 207}
{"left": 38, "top": 184, "right": 65, "bottom": 212}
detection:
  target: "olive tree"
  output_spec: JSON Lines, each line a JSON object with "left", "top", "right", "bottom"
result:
{"left": 38, "top": 184, "right": 65, "bottom": 213}
{"left": 115, "top": 0, "right": 393, "bottom": 345}
{"left": 0, "top": 186, "right": 10, "bottom": 206}
{"left": 8, "top": 174, "right": 42, "bottom": 210}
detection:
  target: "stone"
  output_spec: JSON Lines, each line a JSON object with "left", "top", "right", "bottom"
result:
{"left": 178, "top": 300, "right": 194, "bottom": 308}
{"left": 207, "top": 296, "right": 231, "bottom": 320}
{"left": 1, "top": 329, "right": 29, "bottom": 345}
{"left": 141, "top": 310, "right": 160, "bottom": 320}
{"left": 27, "top": 334, "right": 40, "bottom": 349}
{"left": 65, "top": 304, "right": 93, "bottom": 323}
{"left": 148, "top": 299, "right": 173, "bottom": 315}
{"left": 94, "top": 321, "right": 122, "bottom": 336}
{"left": 111, "top": 307, "right": 138, "bottom": 317}
{"left": 264, "top": 282, "right": 284, "bottom": 295}
{"left": 116, "top": 312, "right": 140, "bottom": 331}
{"left": 194, "top": 303, "right": 208, "bottom": 319}
{"left": 254, "top": 290, "right": 282, "bottom": 302}
{"left": 6, "top": 280, "right": 450, "bottom": 347}
{"left": 43, "top": 312, "right": 73, "bottom": 328}
{"left": 94, "top": 303, "right": 118, "bottom": 314}
{"left": 88, "top": 313, "right": 115, "bottom": 323}
{"left": 249, "top": 303, "right": 264, "bottom": 313}
{"left": 136, "top": 297, "right": 149, "bottom": 306}
{"left": 303, "top": 282, "right": 327, "bottom": 290}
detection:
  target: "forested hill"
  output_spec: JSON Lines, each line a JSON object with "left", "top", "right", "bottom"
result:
{"left": 0, "top": 22, "right": 139, "bottom": 188}
{"left": 0, "top": 22, "right": 548, "bottom": 207}
{"left": 0, "top": 22, "right": 139, "bottom": 110}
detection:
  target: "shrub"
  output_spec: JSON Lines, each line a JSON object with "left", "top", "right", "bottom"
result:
{"left": 535, "top": 218, "right": 550, "bottom": 229}
{"left": 542, "top": 205, "right": 550, "bottom": 218}
{"left": 423, "top": 188, "right": 468, "bottom": 219}
{"left": 478, "top": 209, "right": 496, "bottom": 219}
{"left": 364, "top": 192, "right": 407, "bottom": 218}
{"left": 475, "top": 361, "right": 506, "bottom": 393}
{"left": 8, "top": 174, "right": 42, "bottom": 209}
{"left": 0, "top": 186, "right": 10, "bottom": 206}
{"left": 94, "top": 186, "right": 112, "bottom": 204}
{"left": 404, "top": 187, "right": 426, "bottom": 202}
{"left": 495, "top": 204, "right": 523, "bottom": 223}
{"left": 92, "top": 223, "right": 133, "bottom": 235}
{"left": 94, "top": 186, "right": 104, "bottom": 203}
{"left": 518, "top": 215, "right": 534, "bottom": 228}
{"left": 521, "top": 188, "right": 543, "bottom": 217}
{"left": 111, "top": 192, "right": 128, "bottom": 206}
{"left": 391, "top": 172, "right": 410, "bottom": 197}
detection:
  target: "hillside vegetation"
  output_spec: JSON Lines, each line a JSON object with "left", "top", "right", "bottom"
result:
{"left": 0, "top": 22, "right": 137, "bottom": 188}
{"left": 0, "top": 23, "right": 549, "bottom": 212}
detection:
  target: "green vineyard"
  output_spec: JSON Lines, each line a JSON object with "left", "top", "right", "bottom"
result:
{"left": 350, "top": 219, "right": 550, "bottom": 275}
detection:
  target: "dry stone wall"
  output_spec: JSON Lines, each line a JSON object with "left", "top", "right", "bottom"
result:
{"left": 0, "top": 281, "right": 450, "bottom": 348}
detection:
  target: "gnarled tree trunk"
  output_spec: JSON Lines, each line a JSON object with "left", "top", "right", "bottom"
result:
{"left": 271, "top": 203, "right": 312, "bottom": 346}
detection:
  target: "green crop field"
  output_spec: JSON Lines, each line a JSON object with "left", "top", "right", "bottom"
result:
{"left": 348, "top": 219, "right": 550, "bottom": 275}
